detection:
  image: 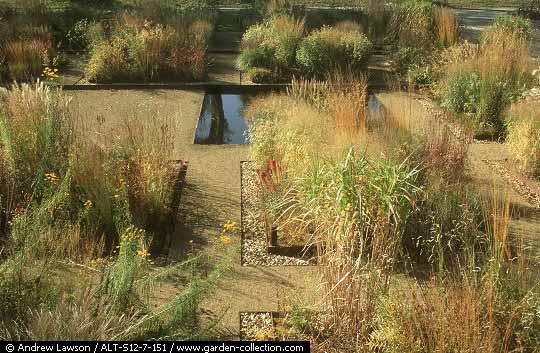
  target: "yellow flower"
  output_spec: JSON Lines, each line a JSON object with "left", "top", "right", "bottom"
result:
{"left": 137, "top": 249, "right": 150, "bottom": 258}
{"left": 218, "top": 235, "right": 232, "bottom": 245}
{"left": 84, "top": 200, "right": 93, "bottom": 207}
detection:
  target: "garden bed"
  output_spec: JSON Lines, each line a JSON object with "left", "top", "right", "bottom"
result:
{"left": 240, "top": 161, "right": 317, "bottom": 266}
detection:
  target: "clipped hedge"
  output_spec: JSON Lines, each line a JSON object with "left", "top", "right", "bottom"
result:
{"left": 296, "top": 26, "right": 372, "bottom": 79}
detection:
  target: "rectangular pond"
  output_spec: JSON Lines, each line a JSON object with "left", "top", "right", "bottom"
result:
{"left": 194, "top": 94, "right": 253, "bottom": 145}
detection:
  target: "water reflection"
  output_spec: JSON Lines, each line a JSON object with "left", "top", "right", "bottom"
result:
{"left": 367, "top": 94, "right": 386, "bottom": 126}
{"left": 194, "top": 94, "right": 251, "bottom": 144}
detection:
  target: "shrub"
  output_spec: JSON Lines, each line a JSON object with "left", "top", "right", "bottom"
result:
{"left": 390, "top": 46, "right": 428, "bottom": 74}
{"left": 437, "top": 18, "right": 532, "bottom": 136}
{"left": 519, "top": 0, "right": 540, "bottom": 19}
{"left": 334, "top": 20, "right": 364, "bottom": 33}
{"left": 296, "top": 26, "right": 372, "bottom": 79}
{"left": 439, "top": 69, "right": 481, "bottom": 115}
{"left": 507, "top": 100, "right": 540, "bottom": 177}
{"left": 236, "top": 15, "right": 304, "bottom": 82}
{"left": 248, "top": 67, "right": 275, "bottom": 83}
{"left": 65, "top": 18, "right": 92, "bottom": 52}
{"left": 86, "top": 15, "right": 212, "bottom": 83}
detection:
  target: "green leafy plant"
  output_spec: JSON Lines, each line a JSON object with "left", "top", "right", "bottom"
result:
{"left": 236, "top": 15, "right": 304, "bottom": 82}
{"left": 296, "top": 26, "right": 372, "bottom": 79}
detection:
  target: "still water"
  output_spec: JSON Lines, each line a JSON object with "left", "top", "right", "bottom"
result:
{"left": 194, "top": 94, "right": 252, "bottom": 144}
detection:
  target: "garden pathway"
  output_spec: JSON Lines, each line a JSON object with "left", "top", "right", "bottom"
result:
{"left": 68, "top": 89, "right": 320, "bottom": 339}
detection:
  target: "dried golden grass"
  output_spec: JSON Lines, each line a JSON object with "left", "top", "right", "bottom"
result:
{"left": 507, "top": 100, "right": 540, "bottom": 177}
{"left": 479, "top": 28, "right": 532, "bottom": 82}
{"left": 434, "top": 6, "right": 459, "bottom": 47}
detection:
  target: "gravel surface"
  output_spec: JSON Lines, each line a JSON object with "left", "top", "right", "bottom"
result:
{"left": 241, "top": 161, "right": 312, "bottom": 266}
{"left": 240, "top": 312, "right": 275, "bottom": 341}
{"left": 416, "top": 97, "right": 505, "bottom": 145}
{"left": 482, "top": 159, "right": 540, "bottom": 208}
{"left": 416, "top": 98, "right": 472, "bottom": 143}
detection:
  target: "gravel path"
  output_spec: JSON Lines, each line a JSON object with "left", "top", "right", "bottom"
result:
{"left": 240, "top": 312, "right": 275, "bottom": 341}
{"left": 241, "top": 161, "right": 312, "bottom": 266}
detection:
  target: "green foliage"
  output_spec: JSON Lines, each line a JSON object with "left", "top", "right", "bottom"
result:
{"left": 519, "top": 0, "right": 540, "bottom": 19}
{"left": 296, "top": 26, "right": 372, "bottom": 79}
{"left": 237, "top": 15, "right": 304, "bottom": 82}
{"left": 0, "top": 277, "right": 56, "bottom": 326}
{"left": 103, "top": 224, "right": 147, "bottom": 311}
{"left": 390, "top": 46, "right": 428, "bottom": 74}
{"left": 408, "top": 64, "right": 435, "bottom": 85}
{"left": 476, "top": 75, "right": 515, "bottom": 136}
{"left": 65, "top": 18, "right": 92, "bottom": 51}
{"left": 439, "top": 69, "right": 481, "bottom": 115}
{"left": 248, "top": 67, "right": 275, "bottom": 83}
{"left": 408, "top": 186, "right": 484, "bottom": 274}
{"left": 0, "top": 82, "right": 73, "bottom": 207}
{"left": 0, "top": 55, "right": 234, "bottom": 342}
{"left": 285, "top": 305, "right": 318, "bottom": 335}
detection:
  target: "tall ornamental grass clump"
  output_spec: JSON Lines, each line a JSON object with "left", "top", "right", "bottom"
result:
{"left": 0, "top": 25, "right": 55, "bottom": 82}
{"left": 437, "top": 16, "right": 533, "bottom": 137}
{"left": 86, "top": 14, "right": 212, "bottom": 83}
{"left": 386, "top": 0, "right": 435, "bottom": 50}
{"left": 372, "top": 189, "right": 540, "bottom": 353}
{"left": 0, "top": 82, "right": 73, "bottom": 210}
{"left": 387, "top": 2, "right": 459, "bottom": 84}
{"left": 236, "top": 15, "right": 305, "bottom": 83}
{"left": 506, "top": 100, "right": 540, "bottom": 177}
{"left": 296, "top": 26, "right": 372, "bottom": 79}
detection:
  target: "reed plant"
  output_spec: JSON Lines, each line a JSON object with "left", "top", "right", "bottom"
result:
{"left": 434, "top": 6, "right": 459, "bottom": 47}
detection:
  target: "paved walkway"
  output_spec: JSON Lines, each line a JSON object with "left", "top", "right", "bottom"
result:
{"left": 67, "top": 88, "right": 319, "bottom": 338}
